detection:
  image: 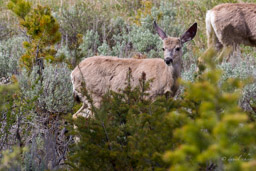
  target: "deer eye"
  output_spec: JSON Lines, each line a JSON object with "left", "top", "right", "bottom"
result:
{"left": 162, "top": 48, "right": 165, "bottom": 51}
{"left": 175, "top": 47, "right": 181, "bottom": 51}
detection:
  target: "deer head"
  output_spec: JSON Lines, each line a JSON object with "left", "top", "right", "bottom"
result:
{"left": 154, "top": 21, "right": 197, "bottom": 65}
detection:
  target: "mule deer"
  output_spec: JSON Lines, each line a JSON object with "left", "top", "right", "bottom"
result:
{"left": 71, "top": 21, "right": 197, "bottom": 119}
{"left": 199, "top": 3, "right": 256, "bottom": 63}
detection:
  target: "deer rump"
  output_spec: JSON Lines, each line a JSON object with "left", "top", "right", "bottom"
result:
{"left": 71, "top": 56, "right": 175, "bottom": 105}
{"left": 206, "top": 3, "right": 256, "bottom": 47}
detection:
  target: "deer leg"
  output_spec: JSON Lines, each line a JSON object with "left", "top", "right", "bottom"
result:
{"left": 198, "top": 29, "right": 219, "bottom": 65}
{"left": 217, "top": 45, "right": 233, "bottom": 63}
{"left": 198, "top": 46, "right": 218, "bottom": 63}
{"left": 72, "top": 102, "right": 89, "bottom": 143}
{"left": 196, "top": 45, "right": 218, "bottom": 75}
{"left": 72, "top": 102, "right": 88, "bottom": 119}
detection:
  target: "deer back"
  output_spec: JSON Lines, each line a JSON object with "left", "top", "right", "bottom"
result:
{"left": 71, "top": 56, "right": 175, "bottom": 102}
{"left": 208, "top": 3, "right": 256, "bottom": 47}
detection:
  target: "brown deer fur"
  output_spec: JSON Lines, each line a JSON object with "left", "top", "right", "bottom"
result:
{"left": 200, "top": 3, "right": 256, "bottom": 62}
{"left": 71, "top": 22, "right": 197, "bottom": 118}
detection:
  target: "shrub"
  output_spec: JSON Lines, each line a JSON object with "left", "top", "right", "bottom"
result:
{"left": 55, "top": 45, "right": 71, "bottom": 61}
{"left": 164, "top": 67, "right": 256, "bottom": 170}
{"left": 0, "top": 146, "right": 27, "bottom": 170}
{"left": 59, "top": 1, "right": 185, "bottom": 61}
{"left": 218, "top": 56, "right": 256, "bottom": 115}
{"left": 67, "top": 72, "right": 177, "bottom": 170}
{"left": 8, "top": 1, "right": 61, "bottom": 72}
{"left": 0, "top": 83, "right": 20, "bottom": 151}
{"left": 0, "top": 36, "right": 25, "bottom": 77}
{"left": 129, "top": 25, "right": 161, "bottom": 58}
{"left": 79, "top": 30, "right": 100, "bottom": 58}
{"left": 67, "top": 58, "right": 256, "bottom": 170}
{"left": 97, "top": 41, "right": 112, "bottom": 56}
{"left": 18, "top": 63, "right": 74, "bottom": 114}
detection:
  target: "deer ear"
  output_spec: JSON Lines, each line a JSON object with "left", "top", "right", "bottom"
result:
{"left": 180, "top": 23, "right": 197, "bottom": 44}
{"left": 154, "top": 21, "right": 167, "bottom": 40}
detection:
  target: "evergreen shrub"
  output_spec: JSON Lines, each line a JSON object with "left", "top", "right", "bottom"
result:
{"left": 67, "top": 57, "right": 256, "bottom": 170}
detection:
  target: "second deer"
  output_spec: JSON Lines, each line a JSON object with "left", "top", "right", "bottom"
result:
{"left": 199, "top": 3, "right": 256, "bottom": 63}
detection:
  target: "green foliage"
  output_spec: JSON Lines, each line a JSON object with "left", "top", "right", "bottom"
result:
{"left": 67, "top": 57, "right": 256, "bottom": 170}
{"left": 55, "top": 45, "right": 71, "bottom": 63}
{"left": 18, "top": 63, "right": 74, "bottom": 114}
{"left": 57, "top": 1, "right": 112, "bottom": 66}
{"left": 182, "top": 55, "right": 256, "bottom": 115}
{"left": 129, "top": 26, "right": 161, "bottom": 57}
{"left": 68, "top": 71, "right": 176, "bottom": 170}
{"left": 110, "top": 26, "right": 130, "bottom": 58}
{"left": 21, "top": 5, "right": 61, "bottom": 69}
{"left": 8, "top": 0, "right": 61, "bottom": 71}
{"left": 70, "top": 1, "right": 182, "bottom": 59}
{"left": 0, "top": 64, "right": 72, "bottom": 170}
{"left": 3, "top": 0, "right": 256, "bottom": 170}
{"left": 133, "top": 0, "right": 153, "bottom": 25}
{"left": 98, "top": 41, "right": 112, "bottom": 56}
{"left": 0, "top": 83, "right": 19, "bottom": 142}
{"left": 7, "top": 0, "right": 31, "bottom": 19}
{"left": 181, "top": 64, "right": 197, "bottom": 82}
{"left": 0, "top": 83, "right": 35, "bottom": 170}
{"left": 164, "top": 68, "right": 256, "bottom": 170}
{"left": 21, "top": 5, "right": 60, "bottom": 45}
{"left": 78, "top": 30, "right": 100, "bottom": 58}
{"left": 0, "top": 146, "right": 27, "bottom": 170}
{"left": 58, "top": 2, "right": 95, "bottom": 37}
{"left": 219, "top": 61, "right": 254, "bottom": 82}
{"left": 0, "top": 36, "right": 25, "bottom": 77}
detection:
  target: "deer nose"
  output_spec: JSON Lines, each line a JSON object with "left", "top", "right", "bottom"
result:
{"left": 164, "top": 57, "right": 173, "bottom": 65}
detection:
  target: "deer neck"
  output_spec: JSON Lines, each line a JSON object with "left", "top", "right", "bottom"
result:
{"left": 172, "top": 60, "right": 182, "bottom": 81}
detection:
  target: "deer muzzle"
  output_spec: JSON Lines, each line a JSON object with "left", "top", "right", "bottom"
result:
{"left": 164, "top": 57, "right": 173, "bottom": 65}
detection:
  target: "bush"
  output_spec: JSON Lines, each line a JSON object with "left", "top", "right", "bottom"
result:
{"left": 129, "top": 25, "right": 161, "bottom": 58}
{"left": 57, "top": 1, "right": 185, "bottom": 61}
{"left": 18, "top": 63, "right": 74, "bottom": 114}
{"left": 67, "top": 60, "right": 256, "bottom": 170}
{"left": 0, "top": 146, "right": 27, "bottom": 170}
{"left": 0, "top": 36, "right": 25, "bottom": 77}
{"left": 0, "top": 62, "right": 73, "bottom": 170}
{"left": 68, "top": 72, "right": 177, "bottom": 170}
{"left": 3, "top": 1, "right": 256, "bottom": 170}
{"left": 79, "top": 30, "right": 100, "bottom": 58}
{"left": 218, "top": 56, "right": 256, "bottom": 115}
{"left": 0, "top": 83, "right": 20, "bottom": 151}
{"left": 164, "top": 67, "right": 256, "bottom": 170}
